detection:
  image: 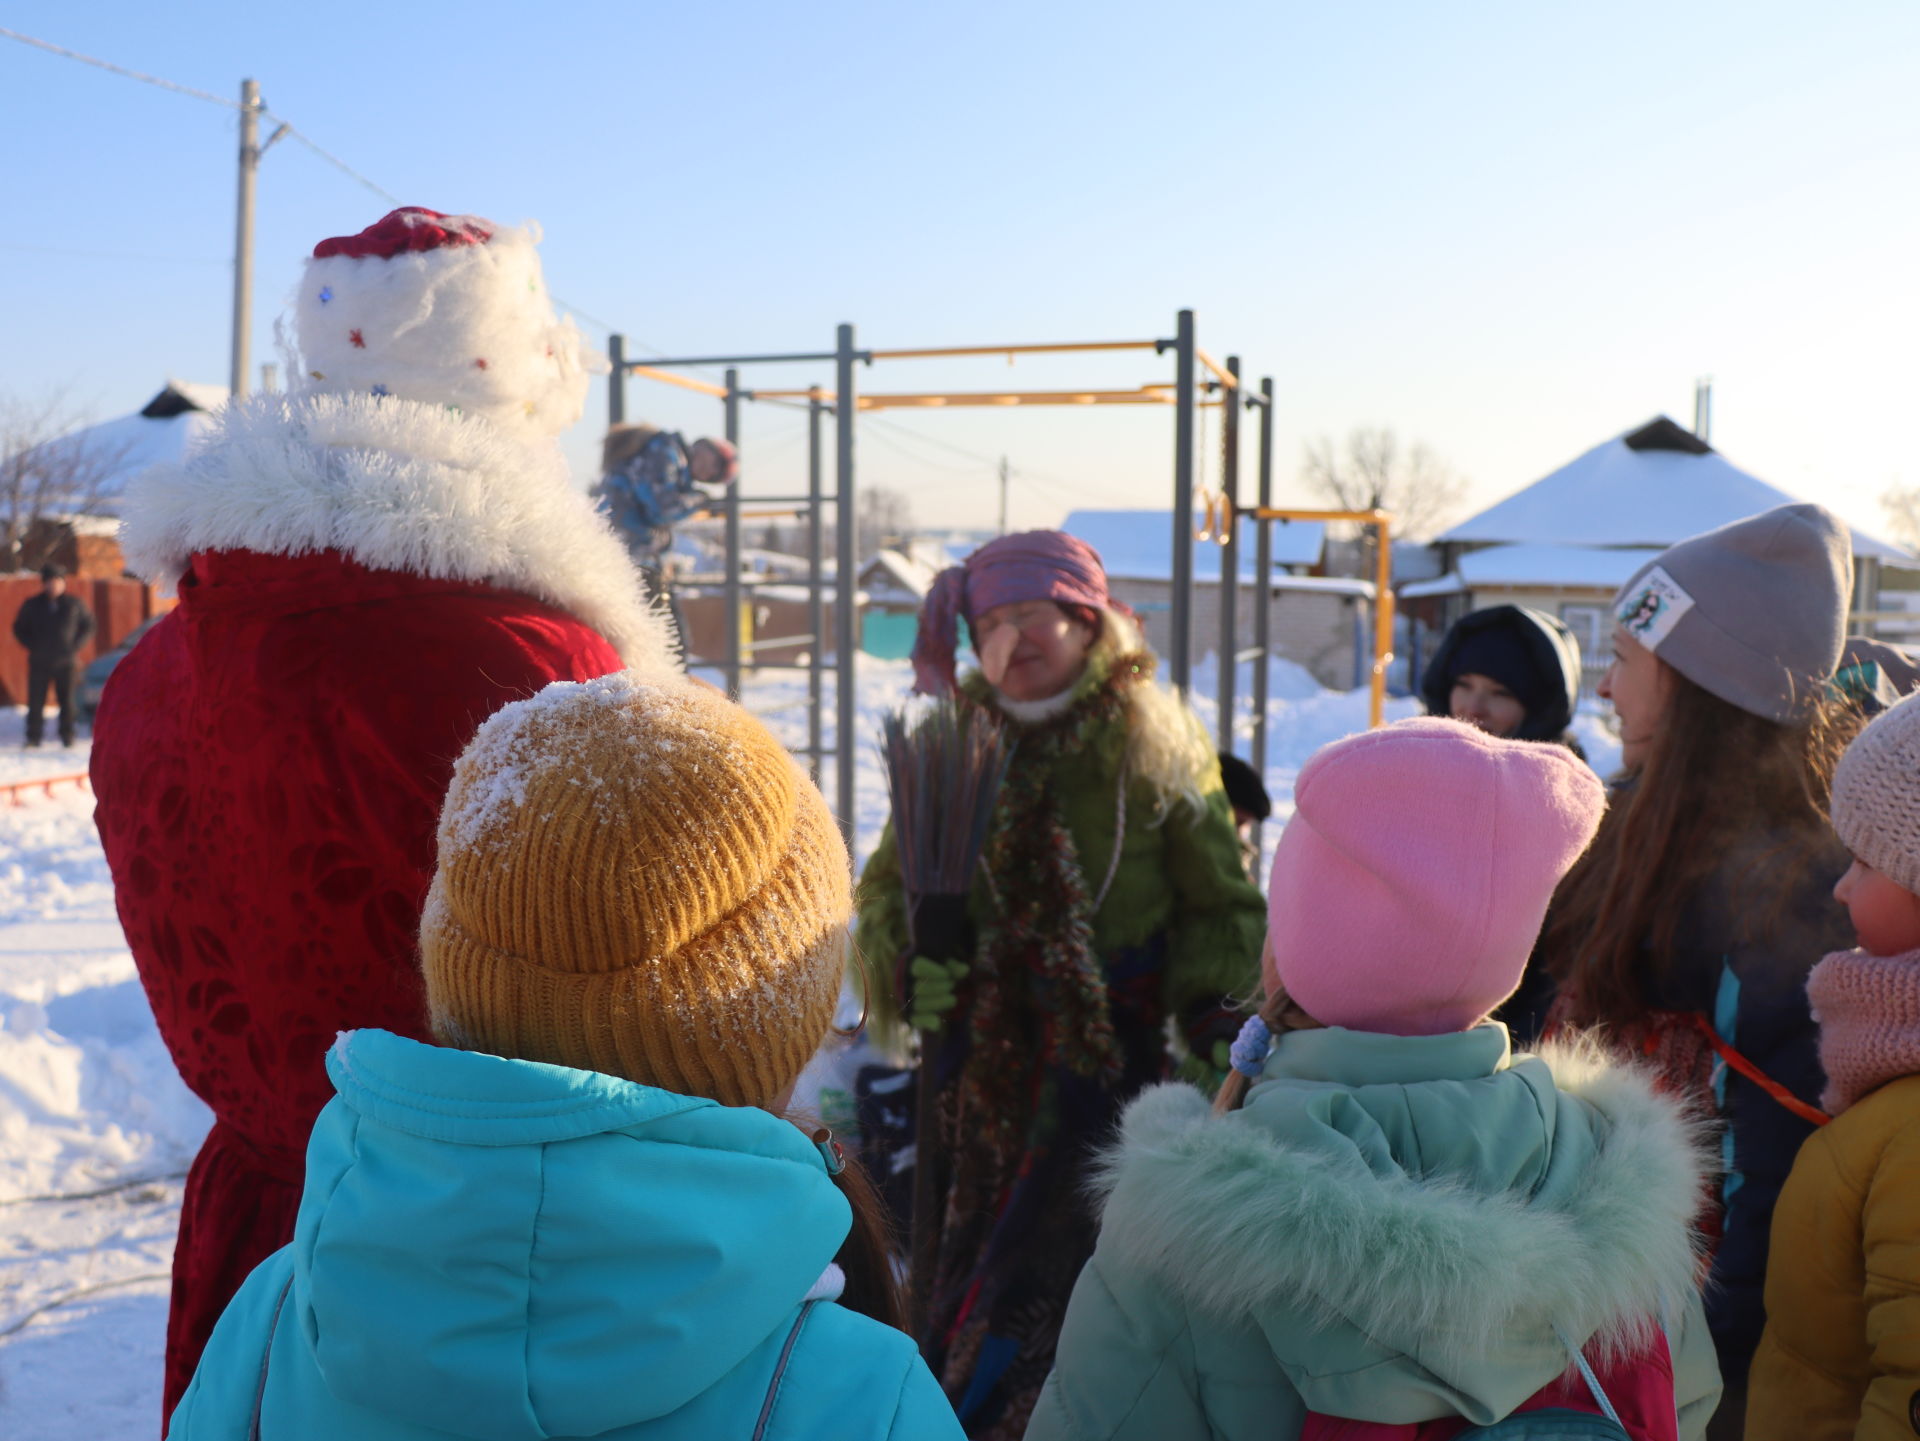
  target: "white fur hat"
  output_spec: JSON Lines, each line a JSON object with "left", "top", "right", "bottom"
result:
{"left": 294, "top": 207, "right": 601, "bottom": 441}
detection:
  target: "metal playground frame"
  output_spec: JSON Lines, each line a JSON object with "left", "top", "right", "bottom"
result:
{"left": 605, "top": 312, "right": 1394, "bottom": 844}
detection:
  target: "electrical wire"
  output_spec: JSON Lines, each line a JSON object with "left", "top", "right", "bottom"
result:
{"left": 0, "top": 25, "right": 239, "bottom": 107}
{"left": 1, "top": 25, "right": 657, "bottom": 351}
{"left": 267, "top": 119, "right": 400, "bottom": 205}
{"left": 0, "top": 242, "right": 223, "bottom": 266}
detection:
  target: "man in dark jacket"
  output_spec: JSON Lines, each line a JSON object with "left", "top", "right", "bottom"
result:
{"left": 12, "top": 564, "right": 94, "bottom": 747}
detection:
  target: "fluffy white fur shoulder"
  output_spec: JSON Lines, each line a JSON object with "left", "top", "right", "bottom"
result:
{"left": 120, "top": 391, "right": 678, "bottom": 674}
{"left": 1088, "top": 1037, "right": 1709, "bottom": 1364}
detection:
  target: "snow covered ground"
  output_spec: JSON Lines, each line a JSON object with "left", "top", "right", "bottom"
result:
{"left": 0, "top": 667, "right": 1620, "bottom": 1437}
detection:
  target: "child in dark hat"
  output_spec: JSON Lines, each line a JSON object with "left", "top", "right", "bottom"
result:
{"left": 1217, "top": 751, "right": 1271, "bottom": 882}
{"left": 1420, "top": 604, "right": 1586, "bottom": 757}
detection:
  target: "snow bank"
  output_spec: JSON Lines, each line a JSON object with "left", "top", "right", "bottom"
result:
{"left": 0, "top": 723, "right": 209, "bottom": 1436}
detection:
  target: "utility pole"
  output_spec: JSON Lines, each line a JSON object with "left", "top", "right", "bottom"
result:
{"left": 998, "top": 455, "right": 1009, "bottom": 536}
{"left": 231, "top": 79, "right": 261, "bottom": 398}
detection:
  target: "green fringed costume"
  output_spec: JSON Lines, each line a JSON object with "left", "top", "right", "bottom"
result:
{"left": 856, "top": 647, "right": 1266, "bottom": 1440}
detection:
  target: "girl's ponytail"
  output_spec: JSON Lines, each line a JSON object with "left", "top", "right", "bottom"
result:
{"left": 801, "top": 1126, "right": 909, "bottom": 1333}
{"left": 1212, "top": 984, "right": 1294, "bottom": 1115}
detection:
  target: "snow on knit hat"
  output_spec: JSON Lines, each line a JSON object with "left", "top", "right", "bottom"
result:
{"left": 1613, "top": 503, "right": 1851, "bottom": 723}
{"left": 910, "top": 529, "right": 1131, "bottom": 695}
{"left": 420, "top": 672, "right": 851, "bottom": 1109}
{"left": 295, "top": 207, "right": 601, "bottom": 440}
{"left": 1830, "top": 689, "right": 1920, "bottom": 895}
{"left": 1264, "top": 717, "right": 1606, "bottom": 1036}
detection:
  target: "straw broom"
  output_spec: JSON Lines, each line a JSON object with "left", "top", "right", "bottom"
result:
{"left": 879, "top": 697, "right": 1012, "bottom": 1351}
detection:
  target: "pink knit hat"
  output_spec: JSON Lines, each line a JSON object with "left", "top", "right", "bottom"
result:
{"left": 910, "top": 530, "right": 1131, "bottom": 695}
{"left": 1266, "top": 717, "right": 1606, "bottom": 1036}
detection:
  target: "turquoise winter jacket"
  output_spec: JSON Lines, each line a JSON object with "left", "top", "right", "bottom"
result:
{"left": 167, "top": 1030, "right": 962, "bottom": 1441}
{"left": 1027, "top": 1025, "right": 1724, "bottom": 1441}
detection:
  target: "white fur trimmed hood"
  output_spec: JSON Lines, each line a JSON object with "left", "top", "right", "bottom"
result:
{"left": 120, "top": 391, "right": 678, "bottom": 674}
{"left": 1090, "top": 1038, "right": 1710, "bottom": 1380}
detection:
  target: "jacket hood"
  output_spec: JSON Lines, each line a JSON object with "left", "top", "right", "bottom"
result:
{"left": 1090, "top": 1030, "right": 1708, "bottom": 1418}
{"left": 1420, "top": 605, "right": 1582, "bottom": 741}
{"left": 119, "top": 390, "right": 677, "bottom": 673}
{"left": 293, "top": 1030, "right": 850, "bottom": 1440}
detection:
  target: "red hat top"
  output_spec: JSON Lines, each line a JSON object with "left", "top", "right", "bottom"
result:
{"left": 312, "top": 207, "right": 494, "bottom": 261}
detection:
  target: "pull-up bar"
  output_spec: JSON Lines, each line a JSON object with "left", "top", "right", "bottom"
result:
{"left": 745, "top": 384, "right": 1200, "bottom": 409}
{"left": 865, "top": 339, "right": 1164, "bottom": 361}
{"left": 605, "top": 312, "right": 1330, "bottom": 845}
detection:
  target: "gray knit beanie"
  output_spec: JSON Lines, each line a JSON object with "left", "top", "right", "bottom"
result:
{"left": 1831, "top": 689, "right": 1920, "bottom": 894}
{"left": 1612, "top": 503, "right": 1851, "bottom": 723}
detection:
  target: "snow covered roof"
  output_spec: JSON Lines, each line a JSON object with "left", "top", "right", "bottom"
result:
{"left": 1401, "top": 543, "right": 1667, "bottom": 599}
{"left": 1269, "top": 574, "right": 1375, "bottom": 598}
{"left": 1441, "top": 416, "right": 1910, "bottom": 562}
{"left": 859, "top": 547, "right": 940, "bottom": 599}
{"left": 1062, "top": 509, "right": 1325, "bottom": 582}
{"left": 20, "top": 380, "right": 229, "bottom": 519}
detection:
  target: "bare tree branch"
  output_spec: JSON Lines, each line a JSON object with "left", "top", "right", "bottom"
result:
{"left": 1299, "top": 425, "right": 1467, "bottom": 543}
{"left": 0, "top": 391, "right": 133, "bottom": 570}
{"left": 1882, "top": 484, "right": 1920, "bottom": 553}
{"left": 857, "top": 487, "right": 914, "bottom": 559}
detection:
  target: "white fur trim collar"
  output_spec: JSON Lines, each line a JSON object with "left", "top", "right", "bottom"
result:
{"left": 1091, "top": 1039, "right": 1709, "bottom": 1363}
{"left": 993, "top": 685, "right": 1080, "bottom": 724}
{"left": 120, "top": 391, "right": 678, "bottom": 673}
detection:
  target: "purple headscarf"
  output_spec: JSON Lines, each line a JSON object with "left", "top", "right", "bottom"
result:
{"left": 910, "top": 530, "right": 1129, "bottom": 695}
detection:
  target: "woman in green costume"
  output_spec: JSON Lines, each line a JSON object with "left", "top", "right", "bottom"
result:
{"left": 858, "top": 529, "right": 1266, "bottom": 1440}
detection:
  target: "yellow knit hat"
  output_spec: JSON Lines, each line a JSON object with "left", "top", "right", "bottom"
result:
{"left": 420, "top": 672, "right": 850, "bottom": 1108}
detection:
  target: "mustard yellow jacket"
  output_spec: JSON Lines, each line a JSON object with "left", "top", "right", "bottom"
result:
{"left": 1749, "top": 1073, "right": 1920, "bottom": 1441}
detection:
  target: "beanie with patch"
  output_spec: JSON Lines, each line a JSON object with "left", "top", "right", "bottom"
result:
{"left": 1831, "top": 689, "right": 1920, "bottom": 895}
{"left": 1613, "top": 503, "right": 1851, "bottom": 723}
{"left": 1265, "top": 717, "right": 1606, "bottom": 1036}
{"left": 420, "top": 672, "right": 850, "bottom": 1108}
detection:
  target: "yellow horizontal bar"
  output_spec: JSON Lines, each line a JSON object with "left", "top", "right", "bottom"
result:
{"left": 866, "top": 339, "right": 1161, "bottom": 361}
{"left": 858, "top": 386, "right": 1180, "bottom": 410}
{"left": 1194, "top": 347, "right": 1240, "bottom": 389}
{"left": 629, "top": 365, "right": 729, "bottom": 399}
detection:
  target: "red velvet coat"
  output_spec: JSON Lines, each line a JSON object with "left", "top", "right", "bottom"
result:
{"left": 94, "top": 391, "right": 676, "bottom": 1426}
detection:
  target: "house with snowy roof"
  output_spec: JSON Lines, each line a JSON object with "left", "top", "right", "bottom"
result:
{"left": 3, "top": 380, "right": 227, "bottom": 578}
{"left": 1061, "top": 509, "right": 1377, "bottom": 688}
{"left": 34, "top": 380, "right": 227, "bottom": 519}
{"left": 1401, "top": 416, "right": 1911, "bottom": 684}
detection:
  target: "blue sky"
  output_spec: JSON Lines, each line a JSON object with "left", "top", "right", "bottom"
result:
{"left": 3, "top": 2, "right": 1916, "bottom": 536}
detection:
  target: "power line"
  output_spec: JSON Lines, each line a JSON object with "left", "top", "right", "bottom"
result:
{"left": 2, "top": 25, "right": 654, "bottom": 372}
{"left": 0, "top": 25, "right": 240, "bottom": 107}
{"left": 0, "top": 242, "right": 223, "bottom": 265}
{"left": 270, "top": 120, "right": 399, "bottom": 205}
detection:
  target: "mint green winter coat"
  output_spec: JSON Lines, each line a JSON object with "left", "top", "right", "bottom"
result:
{"left": 166, "top": 1030, "right": 962, "bottom": 1441}
{"left": 1027, "top": 1026, "right": 1724, "bottom": 1441}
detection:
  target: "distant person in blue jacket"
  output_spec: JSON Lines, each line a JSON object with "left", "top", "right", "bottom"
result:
{"left": 593, "top": 424, "right": 737, "bottom": 654}
{"left": 167, "top": 672, "right": 962, "bottom": 1441}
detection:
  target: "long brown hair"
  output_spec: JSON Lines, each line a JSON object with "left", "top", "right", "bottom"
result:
{"left": 1538, "top": 666, "right": 1855, "bottom": 1028}
{"left": 816, "top": 1135, "right": 908, "bottom": 1331}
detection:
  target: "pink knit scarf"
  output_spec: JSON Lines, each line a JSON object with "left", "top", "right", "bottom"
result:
{"left": 1808, "top": 946, "right": 1920, "bottom": 1114}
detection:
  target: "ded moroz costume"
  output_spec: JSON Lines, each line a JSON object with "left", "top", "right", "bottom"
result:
{"left": 91, "top": 206, "right": 677, "bottom": 1418}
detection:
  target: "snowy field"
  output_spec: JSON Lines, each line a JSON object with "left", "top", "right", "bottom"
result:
{"left": 0, "top": 668, "right": 1619, "bottom": 1437}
